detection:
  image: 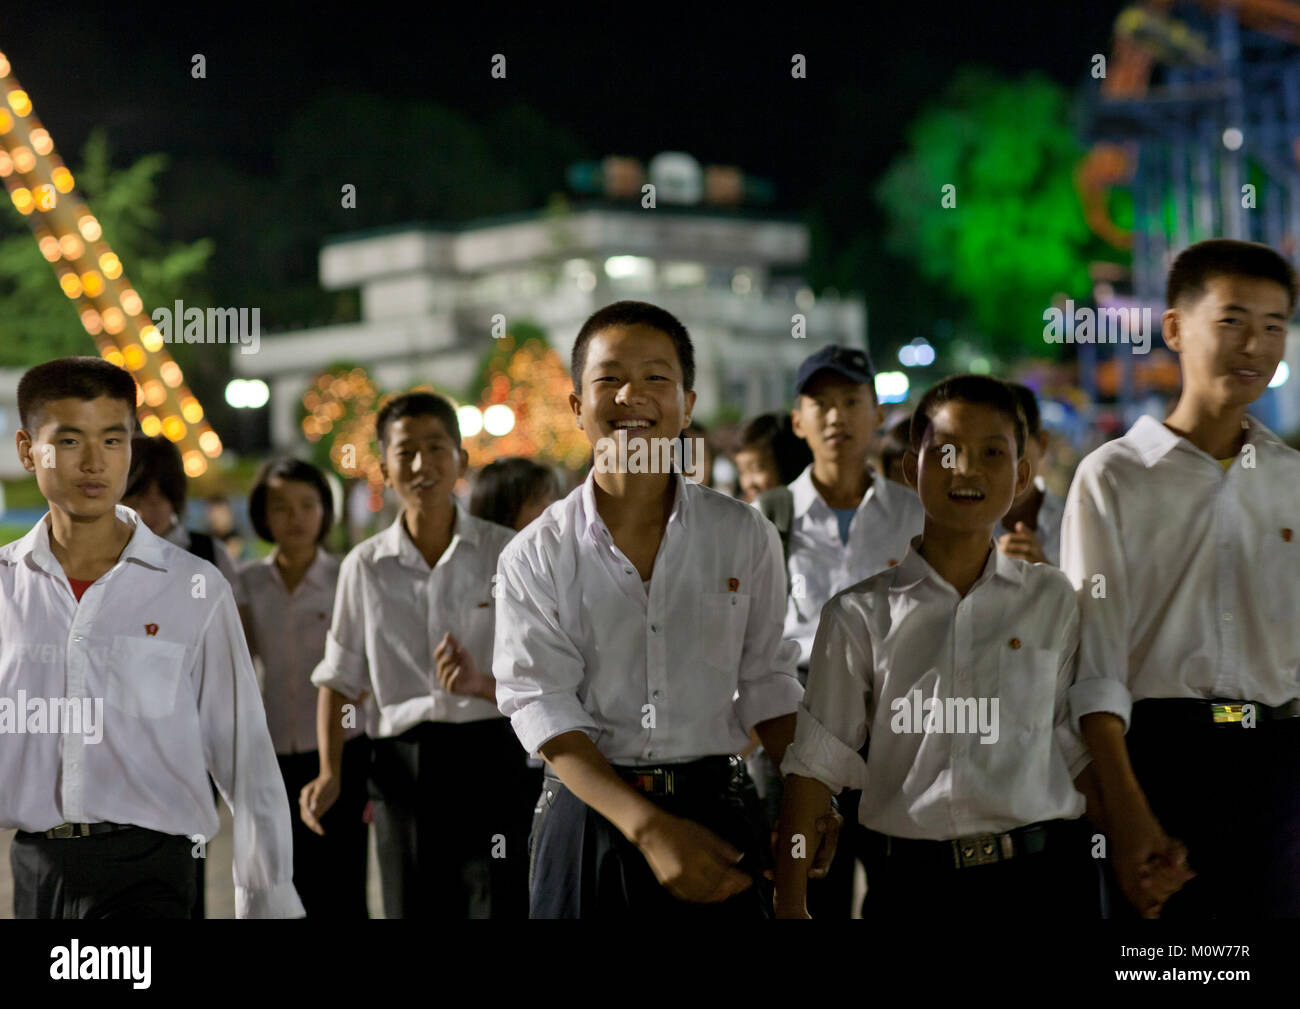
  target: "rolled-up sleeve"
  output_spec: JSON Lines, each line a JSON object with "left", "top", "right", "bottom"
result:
{"left": 310, "top": 551, "right": 369, "bottom": 701}
{"left": 1061, "top": 462, "right": 1134, "bottom": 731}
{"left": 780, "top": 597, "right": 870, "bottom": 794}
{"left": 196, "top": 585, "right": 304, "bottom": 919}
{"left": 734, "top": 516, "right": 803, "bottom": 731}
{"left": 493, "top": 542, "right": 598, "bottom": 755}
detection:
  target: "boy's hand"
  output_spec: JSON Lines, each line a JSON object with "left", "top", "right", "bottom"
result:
{"left": 1110, "top": 805, "right": 1195, "bottom": 917}
{"left": 299, "top": 774, "right": 340, "bottom": 836}
{"left": 635, "top": 811, "right": 754, "bottom": 903}
{"left": 997, "top": 522, "right": 1047, "bottom": 564}
{"left": 435, "top": 632, "right": 492, "bottom": 700}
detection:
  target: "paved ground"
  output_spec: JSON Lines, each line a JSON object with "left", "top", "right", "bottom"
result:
{"left": 0, "top": 809, "right": 387, "bottom": 918}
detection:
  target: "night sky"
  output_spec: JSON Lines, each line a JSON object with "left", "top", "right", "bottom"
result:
{"left": 3, "top": 2, "right": 1129, "bottom": 212}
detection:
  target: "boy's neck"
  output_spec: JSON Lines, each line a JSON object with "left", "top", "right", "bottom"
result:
{"left": 1163, "top": 395, "right": 1251, "bottom": 460}
{"left": 810, "top": 457, "right": 871, "bottom": 510}
{"left": 46, "top": 505, "right": 134, "bottom": 581}
{"left": 402, "top": 496, "right": 457, "bottom": 567}
{"left": 593, "top": 470, "right": 675, "bottom": 529}
{"left": 916, "top": 523, "right": 994, "bottom": 598}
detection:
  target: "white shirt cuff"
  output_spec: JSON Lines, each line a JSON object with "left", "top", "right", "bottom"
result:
{"left": 508, "top": 698, "right": 600, "bottom": 756}
{"left": 1069, "top": 678, "right": 1133, "bottom": 732}
{"left": 736, "top": 673, "right": 803, "bottom": 732}
{"left": 779, "top": 709, "right": 867, "bottom": 794}
{"left": 236, "top": 881, "right": 305, "bottom": 919}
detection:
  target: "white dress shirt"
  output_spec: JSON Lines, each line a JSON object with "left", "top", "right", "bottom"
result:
{"left": 781, "top": 536, "right": 1088, "bottom": 839}
{"left": 777, "top": 465, "right": 925, "bottom": 667}
{"left": 494, "top": 470, "right": 803, "bottom": 765}
{"left": 1062, "top": 414, "right": 1300, "bottom": 729}
{"left": 0, "top": 505, "right": 303, "bottom": 918}
{"left": 311, "top": 500, "right": 515, "bottom": 738}
{"left": 240, "top": 549, "right": 361, "bottom": 754}
{"left": 996, "top": 477, "right": 1065, "bottom": 566}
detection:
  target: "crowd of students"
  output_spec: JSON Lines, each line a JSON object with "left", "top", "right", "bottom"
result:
{"left": 1, "top": 238, "right": 1296, "bottom": 920}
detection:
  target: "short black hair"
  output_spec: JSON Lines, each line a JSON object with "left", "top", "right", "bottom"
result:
{"left": 124, "top": 435, "right": 187, "bottom": 516}
{"left": 1004, "top": 382, "right": 1043, "bottom": 438}
{"left": 1166, "top": 239, "right": 1298, "bottom": 314}
{"left": 248, "top": 457, "right": 334, "bottom": 544}
{"left": 736, "top": 411, "right": 813, "bottom": 484}
{"left": 878, "top": 415, "right": 912, "bottom": 476}
{"left": 469, "top": 457, "right": 559, "bottom": 530}
{"left": 17, "top": 356, "right": 138, "bottom": 434}
{"left": 375, "top": 391, "right": 461, "bottom": 452}
{"left": 570, "top": 301, "right": 695, "bottom": 392}
{"left": 909, "top": 374, "right": 1027, "bottom": 458}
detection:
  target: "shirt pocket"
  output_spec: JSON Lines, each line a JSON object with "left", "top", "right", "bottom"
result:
{"left": 699, "top": 592, "right": 751, "bottom": 672}
{"left": 106, "top": 635, "right": 189, "bottom": 720}
{"left": 997, "top": 645, "right": 1058, "bottom": 731}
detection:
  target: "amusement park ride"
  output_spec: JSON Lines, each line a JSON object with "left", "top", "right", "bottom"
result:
{"left": 1078, "top": 0, "right": 1300, "bottom": 417}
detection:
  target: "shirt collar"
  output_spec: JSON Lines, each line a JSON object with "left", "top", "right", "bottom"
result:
{"left": 373, "top": 497, "right": 477, "bottom": 568}
{"left": 19, "top": 504, "right": 170, "bottom": 578}
{"left": 889, "top": 534, "right": 1023, "bottom": 594}
{"left": 579, "top": 468, "right": 691, "bottom": 543}
{"left": 789, "top": 464, "right": 886, "bottom": 520}
{"left": 1126, "top": 412, "right": 1284, "bottom": 468}
{"left": 265, "top": 545, "right": 333, "bottom": 589}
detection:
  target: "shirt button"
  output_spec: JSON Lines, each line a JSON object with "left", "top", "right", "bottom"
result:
{"left": 73, "top": 635, "right": 83, "bottom": 642}
{"left": 650, "top": 624, "right": 658, "bottom": 633}
{"left": 653, "top": 690, "right": 662, "bottom": 699}
{"left": 647, "top": 750, "right": 656, "bottom": 759}
{"left": 625, "top": 568, "right": 634, "bottom": 576}
{"left": 1223, "top": 612, "right": 1233, "bottom": 622}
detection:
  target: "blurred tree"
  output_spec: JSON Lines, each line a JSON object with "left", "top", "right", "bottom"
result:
{"left": 0, "top": 130, "right": 212, "bottom": 367}
{"left": 876, "top": 70, "right": 1120, "bottom": 358}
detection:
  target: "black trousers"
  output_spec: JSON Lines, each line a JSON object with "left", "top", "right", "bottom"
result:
{"left": 368, "top": 718, "right": 530, "bottom": 919}
{"left": 12, "top": 827, "right": 196, "bottom": 919}
{"left": 528, "top": 759, "right": 774, "bottom": 919}
{"left": 863, "top": 818, "right": 1102, "bottom": 919}
{"left": 278, "top": 734, "right": 371, "bottom": 918}
{"left": 1105, "top": 701, "right": 1300, "bottom": 918}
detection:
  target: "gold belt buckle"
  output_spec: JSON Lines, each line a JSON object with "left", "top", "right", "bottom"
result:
{"left": 49, "top": 823, "right": 76, "bottom": 838}
{"left": 1211, "top": 703, "right": 1246, "bottom": 725}
{"left": 952, "top": 832, "right": 1004, "bottom": 869}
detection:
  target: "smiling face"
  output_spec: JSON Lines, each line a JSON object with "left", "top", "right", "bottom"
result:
{"left": 1165, "top": 274, "right": 1290, "bottom": 410}
{"left": 379, "top": 414, "right": 466, "bottom": 512}
{"left": 735, "top": 447, "right": 781, "bottom": 502}
{"left": 18, "top": 395, "right": 134, "bottom": 523}
{"left": 791, "top": 372, "right": 883, "bottom": 465}
{"left": 569, "top": 323, "right": 697, "bottom": 453}
{"left": 906, "top": 400, "right": 1030, "bottom": 534}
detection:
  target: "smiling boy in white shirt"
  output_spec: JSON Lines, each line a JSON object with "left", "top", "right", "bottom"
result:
{"left": 493, "top": 300, "right": 833, "bottom": 919}
{"left": 1063, "top": 238, "right": 1300, "bottom": 918}
{"left": 775, "top": 374, "right": 1098, "bottom": 919}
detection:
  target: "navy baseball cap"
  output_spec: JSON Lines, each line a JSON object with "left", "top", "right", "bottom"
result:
{"left": 795, "top": 345, "right": 876, "bottom": 396}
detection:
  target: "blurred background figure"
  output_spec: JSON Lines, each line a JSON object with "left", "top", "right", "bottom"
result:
{"left": 681, "top": 420, "right": 714, "bottom": 486}
{"left": 203, "top": 494, "right": 248, "bottom": 565}
{"left": 469, "top": 457, "right": 560, "bottom": 532}
{"left": 240, "top": 457, "right": 370, "bottom": 918}
{"left": 996, "top": 382, "right": 1064, "bottom": 566}
{"left": 875, "top": 415, "right": 913, "bottom": 489}
{"left": 732, "top": 411, "right": 813, "bottom": 503}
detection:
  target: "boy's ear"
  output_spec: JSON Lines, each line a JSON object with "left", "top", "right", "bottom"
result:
{"left": 1015, "top": 453, "right": 1033, "bottom": 499}
{"left": 1161, "top": 307, "right": 1182, "bottom": 353}
{"left": 872, "top": 400, "right": 884, "bottom": 432}
{"left": 15, "top": 429, "right": 35, "bottom": 474}
{"left": 457, "top": 447, "right": 469, "bottom": 477}
{"left": 790, "top": 401, "right": 806, "bottom": 440}
{"left": 568, "top": 390, "right": 583, "bottom": 429}
{"left": 901, "top": 448, "right": 919, "bottom": 489}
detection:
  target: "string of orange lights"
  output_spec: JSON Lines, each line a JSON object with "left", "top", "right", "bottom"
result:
{"left": 0, "top": 49, "right": 221, "bottom": 476}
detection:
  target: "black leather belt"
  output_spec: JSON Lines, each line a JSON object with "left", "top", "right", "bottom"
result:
{"left": 21, "top": 822, "right": 136, "bottom": 840}
{"left": 545, "top": 755, "right": 746, "bottom": 797}
{"left": 1133, "top": 697, "right": 1300, "bottom": 729}
{"left": 884, "top": 821, "right": 1058, "bottom": 871}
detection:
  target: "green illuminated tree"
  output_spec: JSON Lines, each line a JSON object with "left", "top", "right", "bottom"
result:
{"left": 876, "top": 70, "right": 1109, "bottom": 358}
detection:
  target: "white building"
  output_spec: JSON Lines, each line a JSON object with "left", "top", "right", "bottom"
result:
{"left": 230, "top": 205, "right": 867, "bottom": 450}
